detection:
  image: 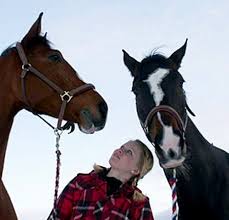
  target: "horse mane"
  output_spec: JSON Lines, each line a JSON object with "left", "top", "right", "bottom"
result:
{"left": 1, "top": 35, "right": 51, "bottom": 56}
{"left": 1, "top": 43, "right": 15, "bottom": 56}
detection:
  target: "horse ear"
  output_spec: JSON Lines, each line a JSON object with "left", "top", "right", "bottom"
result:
{"left": 122, "top": 49, "right": 140, "bottom": 77}
{"left": 169, "top": 39, "right": 188, "bottom": 70}
{"left": 21, "top": 12, "right": 43, "bottom": 46}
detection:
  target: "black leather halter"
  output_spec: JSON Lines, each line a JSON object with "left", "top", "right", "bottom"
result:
{"left": 143, "top": 105, "right": 188, "bottom": 141}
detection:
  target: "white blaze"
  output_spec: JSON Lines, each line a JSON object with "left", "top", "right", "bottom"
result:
{"left": 144, "top": 68, "right": 169, "bottom": 106}
{"left": 143, "top": 68, "right": 184, "bottom": 168}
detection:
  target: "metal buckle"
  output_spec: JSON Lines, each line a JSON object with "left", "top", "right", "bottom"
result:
{"left": 60, "top": 91, "right": 73, "bottom": 103}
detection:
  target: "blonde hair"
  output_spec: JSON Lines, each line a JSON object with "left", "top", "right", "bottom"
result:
{"left": 131, "top": 139, "right": 154, "bottom": 201}
{"left": 132, "top": 139, "right": 154, "bottom": 182}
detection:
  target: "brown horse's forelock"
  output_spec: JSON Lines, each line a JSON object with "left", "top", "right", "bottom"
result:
{"left": 1, "top": 35, "right": 51, "bottom": 56}
{"left": 23, "top": 35, "right": 51, "bottom": 49}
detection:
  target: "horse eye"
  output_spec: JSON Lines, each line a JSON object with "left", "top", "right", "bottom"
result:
{"left": 48, "top": 54, "right": 61, "bottom": 62}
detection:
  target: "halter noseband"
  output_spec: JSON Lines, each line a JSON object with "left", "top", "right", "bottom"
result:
{"left": 143, "top": 105, "right": 188, "bottom": 141}
{"left": 16, "top": 42, "right": 95, "bottom": 130}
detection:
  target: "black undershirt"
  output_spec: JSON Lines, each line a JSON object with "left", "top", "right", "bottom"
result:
{"left": 104, "top": 175, "right": 122, "bottom": 196}
{"left": 99, "top": 168, "right": 122, "bottom": 196}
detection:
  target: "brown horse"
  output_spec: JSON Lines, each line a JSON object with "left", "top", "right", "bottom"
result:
{"left": 0, "top": 13, "right": 108, "bottom": 220}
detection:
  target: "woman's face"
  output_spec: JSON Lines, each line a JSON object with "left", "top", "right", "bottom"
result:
{"left": 109, "top": 141, "right": 142, "bottom": 175}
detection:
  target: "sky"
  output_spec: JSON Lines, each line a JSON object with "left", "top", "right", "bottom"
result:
{"left": 1, "top": 1, "right": 229, "bottom": 220}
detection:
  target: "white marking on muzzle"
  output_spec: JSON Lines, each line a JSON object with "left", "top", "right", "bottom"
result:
{"left": 161, "top": 126, "right": 180, "bottom": 154}
{"left": 157, "top": 112, "right": 180, "bottom": 155}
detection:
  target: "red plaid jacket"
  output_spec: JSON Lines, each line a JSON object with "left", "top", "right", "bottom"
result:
{"left": 49, "top": 166, "right": 154, "bottom": 220}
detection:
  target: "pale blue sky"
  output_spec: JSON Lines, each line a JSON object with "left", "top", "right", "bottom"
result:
{"left": 1, "top": 1, "right": 229, "bottom": 220}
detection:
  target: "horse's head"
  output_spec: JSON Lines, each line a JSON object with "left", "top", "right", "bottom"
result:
{"left": 7, "top": 13, "right": 107, "bottom": 133}
{"left": 123, "top": 40, "right": 194, "bottom": 169}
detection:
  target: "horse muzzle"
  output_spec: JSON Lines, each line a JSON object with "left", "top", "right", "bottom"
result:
{"left": 78, "top": 101, "right": 108, "bottom": 134}
{"left": 155, "top": 140, "right": 187, "bottom": 169}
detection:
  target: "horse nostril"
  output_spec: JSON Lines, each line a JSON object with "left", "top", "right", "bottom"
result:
{"left": 99, "top": 101, "right": 108, "bottom": 120}
{"left": 80, "top": 109, "right": 91, "bottom": 118}
{"left": 168, "top": 149, "right": 177, "bottom": 159}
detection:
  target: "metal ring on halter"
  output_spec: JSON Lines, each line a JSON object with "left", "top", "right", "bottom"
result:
{"left": 54, "top": 128, "right": 63, "bottom": 137}
{"left": 60, "top": 91, "right": 73, "bottom": 103}
{"left": 22, "top": 63, "right": 31, "bottom": 71}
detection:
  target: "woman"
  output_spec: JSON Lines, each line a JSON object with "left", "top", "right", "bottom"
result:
{"left": 48, "top": 139, "right": 154, "bottom": 220}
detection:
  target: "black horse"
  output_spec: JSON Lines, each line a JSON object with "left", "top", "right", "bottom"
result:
{"left": 123, "top": 40, "right": 229, "bottom": 220}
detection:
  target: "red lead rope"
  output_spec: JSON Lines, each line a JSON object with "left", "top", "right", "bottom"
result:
{"left": 169, "top": 169, "right": 179, "bottom": 220}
